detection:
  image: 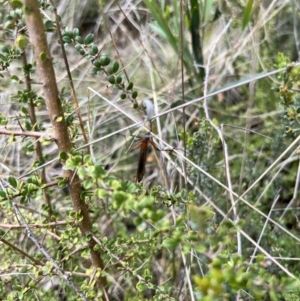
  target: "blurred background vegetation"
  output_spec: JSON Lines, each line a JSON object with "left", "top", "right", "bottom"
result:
{"left": 1, "top": 0, "right": 300, "bottom": 300}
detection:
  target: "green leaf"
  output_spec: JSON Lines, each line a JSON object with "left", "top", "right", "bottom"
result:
{"left": 138, "top": 196, "right": 154, "bottom": 209}
{"left": 11, "top": 0, "right": 23, "bottom": 8}
{"left": 136, "top": 281, "right": 146, "bottom": 292}
{"left": 162, "top": 237, "right": 180, "bottom": 249}
{"left": 74, "top": 44, "right": 83, "bottom": 53}
{"left": 62, "top": 36, "right": 72, "bottom": 44}
{"left": 116, "top": 76, "right": 122, "bottom": 84}
{"left": 11, "top": 75, "right": 19, "bottom": 81}
{"left": 113, "top": 191, "right": 127, "bottom": 206}
{"left": 143, "top": 0, "right": 177, "bottom": 52}
{"left": 99, "top": 56, "right": 110, "bottom": 66}
{"left": 73, "top": 28, "right": 80, "bottom": 37}
{"left": 92, "top": 60, "right": 101, "bottom": 68}
{"left": 242, "top": 0, "right": 254, "bottom": 30}
{"left": 75, "top": 36, "right": 84, "bottom": 44}
{"left": 132, "top": 91, "right": 138, "bottom": 99}
{"left": 83, "top": 154, "right": 93, "bottom": 165}
{"left": 63, "top": 155, "right": 82, "bottom": 171}
{"left": 107, "top": 75, "right": 115, "bottom": 84}
{"left": 112, "top": 61, "right": 119, "bottom": 73}
{"left": 148, "top": 209, "right": 164, "bottom": 222}
{"left": 126, "top": 82, "right": 133, "bottom": 90}
{"left": 84, "top": 33, "right": 94, "bottom": 45}
{"left": 97, "top": 188, "right": 108, "bottom": 198}
{"left": 8, "top": 176, "right": 18, "bottom": 188}
{"left": 106, "top": 66, "right": 114, "bottom": 75}
{"left": 88, "top": 165, "right": 105, "bottom": 179}
{"left": 8, "top": 134, "right": 16, "bottom": 143}
{"left": 63, "top": 30, "right": 73, "bottom": 38}
{"left": 88, "top": 44, "right": 98, "bottom": 56}
{"left": 20, "top": 196, "right": 28, "bottom": 204}
{"left": 44, "top": 20, "right": 54, "bottom": 31}
{"left": 65, "top": 114, "right": 74, "bottom": 126}
{"left": 189, "top": 0, "right": 204, "bottom": 78}
{"left": 204, "top": 0, "right": 214, "bottom": 22}
{"left": 283, "top": 278, "right": 300, "bottom": 291}
{"left": 0, "top": 45, "right": 10, "bottom": 54}
{"left": 0, "top": 190, "right": 7, "bottom": 199}
{"left": 59, "top": 151, "right": 68, "bottom": 160}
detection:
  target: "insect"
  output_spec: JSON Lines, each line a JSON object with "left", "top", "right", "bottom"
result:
{"left": 134, "top": 132, "right": 160, "bottom": 182}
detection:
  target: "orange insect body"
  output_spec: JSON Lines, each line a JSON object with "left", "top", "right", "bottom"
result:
{"left": 134, "top": 133, "right": 158, "bottom": 182}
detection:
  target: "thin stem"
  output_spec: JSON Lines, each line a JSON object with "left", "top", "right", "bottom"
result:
{"left": 49, "top": 0, "right": 91, "bottom": 154}
{"left": 180, "top": 0, "right": 187, "bottom": 190}
{"left": 20, "top": 49, "right": 53, "bottom": 217}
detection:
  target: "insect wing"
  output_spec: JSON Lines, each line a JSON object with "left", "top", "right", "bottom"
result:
{"left": 137, "top": 141, "right": 148, "bottom": 182}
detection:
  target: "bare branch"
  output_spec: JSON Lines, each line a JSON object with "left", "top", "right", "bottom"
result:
{"left": 0, "top": 128, "right": 53, "bottom": 139}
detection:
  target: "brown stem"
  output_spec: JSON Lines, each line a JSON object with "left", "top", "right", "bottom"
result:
{"left": 0, "top": 220, "right": 66, "bottom": 229}
{"left": 23, "top": 0, "right": 107, "bottom": 289}
{"left": 0, "top": 128, "right": 53, "bottom": 138}
{"left": 20, "top": 50, "right": 53, "bottom": 217}
{"left": 0, "top": 237, "right": 43, "bottom": 266}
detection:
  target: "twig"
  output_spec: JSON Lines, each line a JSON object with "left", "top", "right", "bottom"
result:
{"left": 202, "top": 19, "right": 242, "bottom": 253}
{"left": 49, "top": 0, "right": 90, "bottom": 154}
{"left": 280, "top": 158, "right": 300, "bottom": 220}
{"left": 179, "top": 0, "right": 187, "bottom": 191}
{"left": 147, "top": 131, "right": 300, "bottom": 246}
{"left": 0, "top": 236, "right": 43, "bottom": 266}
{"left": 162, "top": 151, "right": 296, "bottom": 279}
{"left": 88, "top": 87, "right": 300, "bottom": 247}
{"left": 12, "top": 202, "right": 90, "bottom": 301}
{"left": 0, "top": 128, "right": 53, "bottom": 139}
{"left": 153, "top": 65, "right": 298, "bottom": 119}
{"left": 248, "top": 191, "right": 280, "bottom": 269}
{"left": 0, "top": 220, "right": 67, "bottom": 229}
{"left": 20, "top": 48, "right": 53, "bottom": 218}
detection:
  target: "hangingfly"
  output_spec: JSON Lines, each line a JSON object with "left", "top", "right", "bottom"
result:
{"left": 134, "top": 132, "right": 159, "bottom": 182}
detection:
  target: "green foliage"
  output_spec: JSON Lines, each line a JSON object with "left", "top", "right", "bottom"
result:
{"left": 274, "top": 54, "right": 300, "bottom": 134}
{"left": 242, "top": 0, "right": 254, "bottom": 30}
{"left": 144, "top": 0, "right": 206, "bottom": 85}
{"left": 0, "top": 45, "right": 21, "bottom": 72}
{"left": 61, "top": 27, "right": 140, "bottom": 104}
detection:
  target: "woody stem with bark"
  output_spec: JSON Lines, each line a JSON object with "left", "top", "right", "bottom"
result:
{"left": 23, "top": 0, "right": 107, "bottom": 290}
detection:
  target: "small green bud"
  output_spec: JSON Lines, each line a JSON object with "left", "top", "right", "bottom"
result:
{"left": 127, "top": 82, "right": 133, "bottom": 90}
{"left": 99, "top": 56, "right": 110, "bottom": 66}
{"left": 107, "top": 75, "right": 115, "bottom": 84}
{"left": 84, "top": 33, "right": 94, "bottom": 45}
{"left": 116, "top": 76, "right": 122, "bottom": 84}
{"left": 132, "top": 91, "right": 138, "bottom": 99}
{"left": 75, "top": 36, "right": 84, "bottom": 44}
{"left": 112, "top": 61, "right": 119, "bottom": 73}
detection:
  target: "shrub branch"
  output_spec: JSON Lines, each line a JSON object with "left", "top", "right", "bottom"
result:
{"left": 23, "top": 0, "right": 107, "bottom": 290}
